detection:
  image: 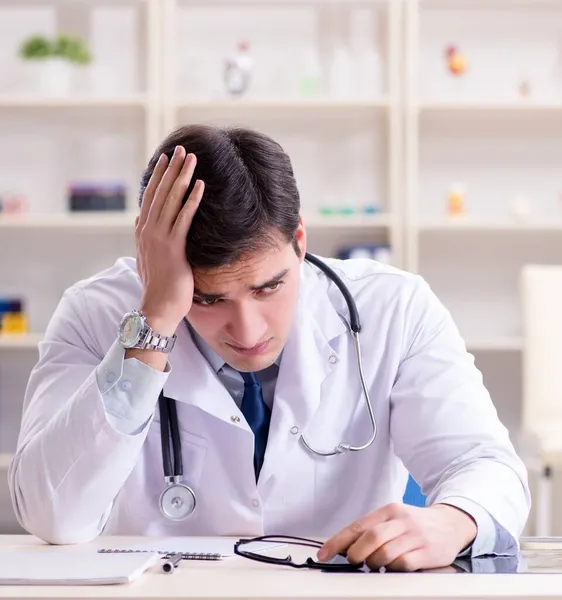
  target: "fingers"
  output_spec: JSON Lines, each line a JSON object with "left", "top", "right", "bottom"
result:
{"left": 345, "top": 519, "right": 407, "bottom": 565}
{"left": 318, "top": 504, "right": 394, "bottom": 562}
{"left": 173, "top": 179, "right": 204, "bottom": 237}
{"left": 138, "top": 153, "right": 169, "bottom": 229}
{"left": 385, "top": 548, "right": 427, "bottom": 572}
{"left": 158, "top": 152, "right": 197, "bottom": 230}
{"left": 147, "top": 145, "right": 186, "bottom": 225}
{"left": 365, "top": 531, "right": 424, "bottom": 571}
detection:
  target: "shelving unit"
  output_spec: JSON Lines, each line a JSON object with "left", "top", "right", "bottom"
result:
{"left": 1, "top": 0, "right": 560, "bottom": 534}
{"left": 162, "top": 0, "right": 403, "bottom": 266}
{"left": 405, "top": 0, "right": 562, "bottom": 530}
{"left": 0, "top": 0, "right": 161, "bottom": 532}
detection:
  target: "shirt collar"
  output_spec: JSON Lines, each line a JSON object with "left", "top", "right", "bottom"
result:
{"left": 187, "top": 322, "right": 282, "bottom": 374}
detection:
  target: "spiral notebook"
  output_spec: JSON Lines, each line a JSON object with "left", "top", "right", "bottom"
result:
{"left": 98, "top": 537, "right": 283, "bottom": 561}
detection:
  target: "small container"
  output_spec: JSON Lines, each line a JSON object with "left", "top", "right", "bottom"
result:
{"left": 446, "top": 183, "right": 466, "bottom": 217}
{"left": 224, "top": 41, "right": 253, "bottom": 97}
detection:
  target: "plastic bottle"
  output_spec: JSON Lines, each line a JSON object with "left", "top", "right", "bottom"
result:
{"left": 299, "top": 48, "right": 322, "bottom": 98}
{"left": 328, "top": 45, "right": 353, "bottom": 99}
{"left": 224, "top": 41, "right": 253, "bottom": 97}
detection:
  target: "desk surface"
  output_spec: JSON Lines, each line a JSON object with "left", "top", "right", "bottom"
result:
{"left": 1, "top": 536, "right": 562, "bottom": 600}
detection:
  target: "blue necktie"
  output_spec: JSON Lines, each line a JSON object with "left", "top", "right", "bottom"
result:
{"left": 239, "top": 371, "right": 271, "bottom": 481}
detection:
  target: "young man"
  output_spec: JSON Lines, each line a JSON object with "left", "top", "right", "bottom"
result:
{"left": 9, "top": 125, "right": 530, "bottom": 572}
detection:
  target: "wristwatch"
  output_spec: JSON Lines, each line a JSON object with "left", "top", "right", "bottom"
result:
{"left": 118, "top": 310, "right": 177, "bottom": 353}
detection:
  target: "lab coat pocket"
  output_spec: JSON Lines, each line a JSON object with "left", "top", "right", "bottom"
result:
{"left": 149, "top": 414, "right": 208, "bottom": 490}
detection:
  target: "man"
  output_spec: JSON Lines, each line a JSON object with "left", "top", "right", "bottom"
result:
{"left": 9, "top": 124, "right": 530, "bottom": 572}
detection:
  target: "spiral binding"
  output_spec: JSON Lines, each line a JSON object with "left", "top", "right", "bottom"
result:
{"left": 98, "top": 548, "right": 222, "bottom": 560}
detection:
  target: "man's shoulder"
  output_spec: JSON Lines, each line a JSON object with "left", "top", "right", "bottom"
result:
{"left": 303, "top": 255, "right": 435, "bottom": 331}
{"left": 308, "top": 256, "right": 423, "bottom": 297}
{"left": 62, "top": 256, "right": 142, "bottom": 311}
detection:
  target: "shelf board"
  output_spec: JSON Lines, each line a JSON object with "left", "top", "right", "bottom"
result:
{"left": 0, "top": 334, "right": 43, "bottom": 349}
{"left": 178, "top": 0, "right": 389, "bottom": 6}
{"left": 418, "top": 101, "right": 562, "bottom": 113}
{"left": 0, "top": 94, "right": 148, "bottom": 109}
{"left": 304, "top": 213, "right": 393, "bottom": 229}
{"left": 0, "top": 212, "right": 393, "bottom": 231}
{"left": 418, "top": 220, "right": 562, "bottom": 232}
{"left": 420, "top": 0, "right": 562, "bottom": 9}
{"left": 176, "top": 98, "right": 390, "bottom": 111}
{"left": 465, "top": 337, "right": 523, "bottom": 352}
{"left": 0, "top": 0, "right": 148, "bottom": 6}
{"left": 0, "top": 212, "right": 136, "bottom": 230}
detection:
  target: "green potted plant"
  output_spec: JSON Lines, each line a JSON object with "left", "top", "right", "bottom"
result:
{"left": 18, "top": 33, "right": 92, "bottom": 96}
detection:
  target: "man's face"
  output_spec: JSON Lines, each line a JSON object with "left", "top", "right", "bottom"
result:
{"left": 187, "top": 223, "right": 306, "bottom": 373}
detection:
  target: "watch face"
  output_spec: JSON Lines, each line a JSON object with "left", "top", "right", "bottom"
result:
{"left": 118, "top": 313, "right": 144, "bottom": 348}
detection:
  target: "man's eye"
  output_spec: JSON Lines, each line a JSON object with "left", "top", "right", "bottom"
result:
{"left": 262, "top": 282, "right": 284, "bottom": 293}
{"left": 194, "top": 298, "right": 220, "bottom": 306}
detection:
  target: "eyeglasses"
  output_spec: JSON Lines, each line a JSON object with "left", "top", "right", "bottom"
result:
{"left": 234, "top": 535, "right": 365, "bottom": 572}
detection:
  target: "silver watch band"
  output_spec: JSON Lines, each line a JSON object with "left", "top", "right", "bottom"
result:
{"left": 143, "top": 330, "right": 176, "bottom": 353}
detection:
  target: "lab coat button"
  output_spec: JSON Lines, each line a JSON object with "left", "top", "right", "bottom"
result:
{"left": 231, "top": 415, "right": 240, "bottom": 423}
{"left": 106, "top": 372, "right": 116, "bottom": 383}
{"left": 290, "top": 426, "right": 299, "bottom": 435}
{"left": 329, "top": 354, "right": 337, "bottom": 364}
{"left": 121, "top": 380, "right": 132, "bottom": 391}
{"left": 252, "top": 499, "right": 260, "bottom": 507}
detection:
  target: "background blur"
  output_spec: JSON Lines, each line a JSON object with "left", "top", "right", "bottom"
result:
{"left": 1, "top": 0, "right": 562, "bottom": 537}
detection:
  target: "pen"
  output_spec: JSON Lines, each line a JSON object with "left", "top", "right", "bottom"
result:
{"left": 162, "top": 552, "right": 183, "bottom": 573}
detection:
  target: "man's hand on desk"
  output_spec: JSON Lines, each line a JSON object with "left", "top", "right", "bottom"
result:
{"left": 317, "top": 503, "right": 477, "bottom": 572}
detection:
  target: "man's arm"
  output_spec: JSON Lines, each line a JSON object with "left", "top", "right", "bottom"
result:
{"left": 8, "top": 286, "right": 167, "bottom": 544}
{"left": 389, "top": 276, "right": 531, "bottom": 557}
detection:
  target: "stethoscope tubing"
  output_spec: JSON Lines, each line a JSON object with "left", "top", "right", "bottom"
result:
{"left": 157, "top": 253, "right": 378, "bottom": 518}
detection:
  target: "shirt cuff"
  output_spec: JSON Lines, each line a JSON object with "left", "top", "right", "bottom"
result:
{"left": 434, "top": 496, "right": 496, "bottom": 558}
{"left": 96, "top": 339, "right": 171, "bottom": 435}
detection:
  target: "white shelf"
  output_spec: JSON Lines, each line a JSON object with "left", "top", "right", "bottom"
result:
{"left": 466, "top": 337, "right": 523, "bottom": 352}
{"left": 0, "top": 94, "right": 149, "bottom": 109}
{"left": 177, "top": 0, "right": 390, "bottom": 6}
{"left": 418, "top": 220, "right": 562, "bottom": 232}
{"left": 0, "top": 212, "right": 394, "bottom": 232}
{"left": 0, "top": 334, "right": 42, "bottom": 349}
{"left": 304, "top": 214, "right": 394, "bottom": 229}
{"left": 0, "top": 212, "right": 137, "bottom": 230}
{"left": 418, "top": 101, "right": 562, "bottom": 113}
{"left": 420, "top": 0, "right": 562, "bottom": 9}
{"left": 0, "top": 0, "right": 150, "bottom": 5}
{"left": 175, "top": 98, "right": 390, "bottom": 111}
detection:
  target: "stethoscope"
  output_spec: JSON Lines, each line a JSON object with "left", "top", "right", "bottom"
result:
{"left": 157, "top": 252, "right": 377, "bottom": 521}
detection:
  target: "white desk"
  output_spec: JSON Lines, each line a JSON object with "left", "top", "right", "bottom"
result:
{"left": 1, "top": 535, "right": 562, "bottom": 600}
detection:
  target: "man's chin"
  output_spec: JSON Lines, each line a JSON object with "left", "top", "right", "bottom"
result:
{"left": 223, "top": 346, "right": 280, "bottom": 373}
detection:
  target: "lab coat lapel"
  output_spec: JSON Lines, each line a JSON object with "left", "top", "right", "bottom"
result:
{"left": 163, "top": 322, "right": 240, "bottom": 427}
{"left": 258, "top": 262, "right": 348, "bottom": 486}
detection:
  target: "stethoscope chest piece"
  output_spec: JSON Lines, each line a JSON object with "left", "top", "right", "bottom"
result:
{"left": 159, "top": 479, "right": 197, "bottom": 521}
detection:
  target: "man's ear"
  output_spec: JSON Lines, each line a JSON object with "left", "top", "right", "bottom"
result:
{"left": 295, "top": 216, "right": 307, "bottom": 262}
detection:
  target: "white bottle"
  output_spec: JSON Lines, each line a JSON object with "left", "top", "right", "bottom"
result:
{"left": 224, "top": 41, "right": 253, "bottom": 97}
{"left": 357, "top": 45, "right": 382, "bottom": 99}
{"left": 349, "top": 6, "right": 381, "bottom": 98}
{"left": 300, "top": 48, "right": 322, "bottom": 98}
{"left": 328, "top": 45, "right": 353, "bottom": 99}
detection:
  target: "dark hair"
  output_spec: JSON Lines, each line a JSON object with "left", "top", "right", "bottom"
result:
{"left": 138, "top": 124, "right": 301, "bottom": 270}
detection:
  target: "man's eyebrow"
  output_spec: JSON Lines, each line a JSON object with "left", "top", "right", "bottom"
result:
{"left": 193, "top": 269, "right": 290, "bottom": 300}
{"left": 250, "top": 269, "right": 290, "bottom": 291}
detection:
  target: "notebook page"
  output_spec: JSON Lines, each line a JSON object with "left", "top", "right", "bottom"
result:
{"left": 0, "top": 550, "right": 159, "bottom": 585}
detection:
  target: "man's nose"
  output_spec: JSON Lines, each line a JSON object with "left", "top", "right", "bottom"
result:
{"left": 227, "top": 304, "right": 266, "bottom": 348}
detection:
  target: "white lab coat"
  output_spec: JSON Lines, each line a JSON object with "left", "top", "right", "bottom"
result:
{"left": 9, "top": 256, "right": 530, "bottom": 553}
